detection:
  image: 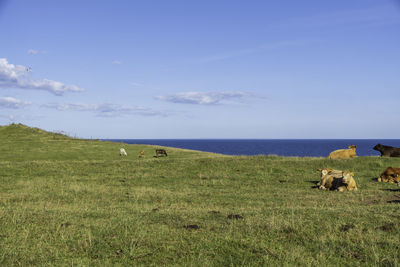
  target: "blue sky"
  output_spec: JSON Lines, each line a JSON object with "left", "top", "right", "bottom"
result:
{"left": 0, "top": 0, "right": 399, "bottom": 138}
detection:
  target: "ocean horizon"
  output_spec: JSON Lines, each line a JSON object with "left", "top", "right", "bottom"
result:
{"left": 104, "top": 139, "right": 400, "bottom": 157}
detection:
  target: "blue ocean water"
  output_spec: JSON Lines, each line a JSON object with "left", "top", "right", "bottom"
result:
{"left": 105, "top": 139, "right": 400, "bottom": 157}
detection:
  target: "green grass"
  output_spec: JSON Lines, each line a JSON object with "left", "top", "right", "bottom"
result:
{"left": 1, "top": 123, "right": 399, "bottom": 266}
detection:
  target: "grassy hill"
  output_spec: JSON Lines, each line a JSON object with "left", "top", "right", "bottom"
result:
{"left": 0, "top": 124, "right": 399, "bottom": 266}
{"left": 0, "top": 123, "right": 219, "bottom": 162}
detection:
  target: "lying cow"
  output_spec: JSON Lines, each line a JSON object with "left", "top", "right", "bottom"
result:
{"left": 120, "top": 148, "right": 127, "bottom": 156}
{"left": 378, "top": 167, "right": 400, "bottom": 184}
{"left": 339, "top": 171, "right": 358, "bottom": 192}
{"left": 316, "top": 168, "right": 343, "bottom": 186}
{"left": 319, "top": 170, "right": 357, "bottom": 192}
{"left": 328, "top": 145, "right": 357, "bottom": 159}
{"left": 373, "top": 144, "right": 400, "bottom": 157}
{"left": 155, "top": 149, "right": 168, "bottom": 157}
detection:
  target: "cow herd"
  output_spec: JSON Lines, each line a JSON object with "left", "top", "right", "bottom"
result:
{"left": 326, "top": 143, "right": 400, "bottom": 160}
{"left": 119, "top": 143, "right": 400, "bottom": 192}
{"left": 318, "top": 144, "right": 400, "bottom": 192}
{"left": 120, "top": 148, "right": 168, "bottom": 158}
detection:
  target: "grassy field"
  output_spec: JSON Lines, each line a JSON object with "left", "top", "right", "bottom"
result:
{"left": 0, "top": 124, "right": 399, "bottom": 266}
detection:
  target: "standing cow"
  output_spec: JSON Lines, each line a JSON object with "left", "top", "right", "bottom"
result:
{"left": 373, "top": 144, "right": 400, "bottom": 157}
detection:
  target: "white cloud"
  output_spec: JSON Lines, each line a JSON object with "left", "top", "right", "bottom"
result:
{"left": 130, "top": 82, "right": 144, "bottom": 87}
{"left": 0, "top": 96, "right": 31, "bottom": 109}
{"left": 155, "top": 91, "right": 254, "bottom": 105}
{"left": 42, "top": 102, "right": 167, "bottom": 117}
{"left": 28, "top": 49, "right": 38, "bottom": 55}
{"left": 0, "top": 58, "right": 83, "bottom": 95}
{"left": 112, "top": 60, "right": 122, "bottom": 65}
{"left": 0, "top": 114, "right": 43, "bottom": 122}
{"left": 27, "top": 49, "right": 47, "bottom": 55}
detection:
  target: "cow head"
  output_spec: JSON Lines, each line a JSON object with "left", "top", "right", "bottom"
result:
{"left": 317, "top": 168, "right": 331, "bottom": 177}
{"left": 373, "top": 144, "right": 383, "bottom": 151}
{"left": 342, "top": 171, "right": 355, "bottom": 184}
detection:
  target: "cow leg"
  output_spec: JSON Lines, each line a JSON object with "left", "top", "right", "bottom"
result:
{"left": 336, "top": 186, "right": 346, "bottom": 192}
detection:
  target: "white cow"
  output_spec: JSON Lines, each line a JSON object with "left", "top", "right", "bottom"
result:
{"left": 120, "top": 148, "right": 127, "bottom": 156}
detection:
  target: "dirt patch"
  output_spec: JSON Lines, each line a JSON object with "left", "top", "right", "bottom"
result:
{"left": 61, "top": 222, "right": 72, "bottom": 227}
{"left": 339, "top": 224, "right": 355, "bottom": 232}
{"left": 251, "top": 247, "right": 278, "bottom": 259}
{"left": 227, "top": 214, "right": 243, "bottom": 220}
{"left": 151, "top": 208, "right": 159, "bottom": 212}
{"left": 381, "top": 189, "right": 400, "bottom": 192}
{"left": 363, "top": 195, "right": 400, "bottom": 205}
{"left": 343, "top": 251, "right": 365, "bottom": 261}
{"left": 363, "top": 197, "right": 381, "bottom": 205}
{"left": 386, "top": 194, "right": 400, "bottom": 204}
{"left": 281, "top": 226, "right": 296, "bottom": 234}
{"left": 377, "top": 223, "right": 395, "bottom": 232}
{"left": 184, "top": 224, "right": 200, "bottom": 230}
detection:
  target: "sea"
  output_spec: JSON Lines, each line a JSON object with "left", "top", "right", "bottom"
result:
{"left": 105, "top": 139, "right": 400, "bottom": 157}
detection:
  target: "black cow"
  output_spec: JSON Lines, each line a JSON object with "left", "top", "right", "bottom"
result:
{"left": 155, "top": 149, "right": 168, "bottom": 157}
{"left": 373, "top": 144, "right": 400, "bottom": 157}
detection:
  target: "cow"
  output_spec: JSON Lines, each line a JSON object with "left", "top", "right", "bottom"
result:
{"left": 328, "top": 145, "right": 357, "bottom": 159}
{"left": 155, "top": 149, "right": 168, "bottom": 157}
{"left": 316, "top": 168, "right": 343, "bottom": 186}
{"left": 338, "top": 171, "right": 358, "bottom": 192}
{"left": 373, "top": 144, "right": 400, "bottom": 157}
{"left": 319, "top": 170, "right": 357, "bottom": 192}
{"left": 318, "top": 173, "right": 341, "bottom": 191}
{"left": 120, "top": 148, "right": 127, "bottom": 156}
{"left": 378, "top": 167, "right": 400, "bottom": 184}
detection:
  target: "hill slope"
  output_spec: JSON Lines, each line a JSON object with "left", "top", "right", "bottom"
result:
{"left": 0, "top": 124, "right": 399, "bottom": 266}
{"left": 0, "top": 123, "right": 221, "bottom": 161}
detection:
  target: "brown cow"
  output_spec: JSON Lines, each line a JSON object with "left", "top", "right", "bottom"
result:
{"left": 318, "top": 170, "right": 357, "bottom": 192}
{"left": 373, "top": 144, "right": 400, "bottom": 157}
{"left": 338, "top": 171, "right": 357, "bottom": 192}
{"left": 316, "top": 168, "right": 343, "bottom": 186}
{"left": 378, "top": 167, "right": 400, "bottom": 183}
{"left": 328, "top": 145, "right": 357, "bottom": 159}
